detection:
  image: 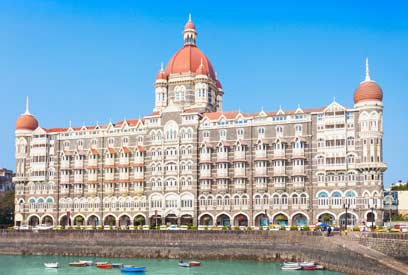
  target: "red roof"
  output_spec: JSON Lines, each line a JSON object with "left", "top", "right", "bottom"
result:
{"left": 165, "top": 45, "right": 216, "bottom": 80}
{"left": 123, "top": 147, "right": 131, "bottom": 154}
{"left": 354, "top": 81, "right": 383, "bottom": 104}
{"left": 107, "top": 147, "right": 117, "bottom": 154}
{"left": 90, "top": 148, "right": 99, "bottom": 155}
{"left": 137, "top": 146, "right": 145, "bottom": 152}
{"left": 16, "top": 114, "right": 38, "bottom": 131}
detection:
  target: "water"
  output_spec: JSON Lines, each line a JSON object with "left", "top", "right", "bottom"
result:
{"left": 0, "top": 255, "right": 347, "bottom": 275}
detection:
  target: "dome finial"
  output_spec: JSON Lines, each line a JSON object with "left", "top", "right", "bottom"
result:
{"left": 24, "top": 96, "right": 30, "bottom": 115}
{"left": 188, "top": 13, "right": 192, "bottom": 22}
{"left": 160, "top": 61, "right": 164, "bottom": 72}
{"left": 365, "top": 57, "right": 371, "bottom": 82}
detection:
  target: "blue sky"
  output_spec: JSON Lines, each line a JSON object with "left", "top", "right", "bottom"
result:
{"left": 1, "top": 1, "right": 407, "bottom": 186}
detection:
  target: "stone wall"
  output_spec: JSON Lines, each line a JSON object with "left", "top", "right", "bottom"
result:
{"left": 0, "top": 230, "right": 406, "bottom": 275}
{"left": 352, "top": 232, "right": 408, "bottom": 262}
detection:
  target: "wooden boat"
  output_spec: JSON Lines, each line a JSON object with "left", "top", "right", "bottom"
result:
{"left": 69, "top": 262, "right": 86, "bottom": 267}
{"left": 120, "top": 266, "right": 146, "bottom": 272}
{"left": 189, "top": 261, "right": 201, "bottom": 266}
{"left": 96, "top": 263, "right": 113, "bottom": 269}
{"left": 79, "top": 260, "right": 93, "bottom": 266}
{"left": 44, "top": 262, "right": 58, "bottom": 268}
{"left": 112, "top": 263, "right": 123, "bottom": 268}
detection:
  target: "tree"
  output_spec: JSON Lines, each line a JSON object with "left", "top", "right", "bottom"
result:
{"left": 0, "top": 190, "right": 15, "bottom": 228}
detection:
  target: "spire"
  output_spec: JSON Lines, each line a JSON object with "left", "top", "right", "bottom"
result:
{"left": 365, "top": 57, "right": 371, "bottom": 82}
{"left": 24, "top": 96, "right": 30, "bottom": 115}
{"left": 160, "top": 61, "right": 164, "bottom": 72}
{"left": 183, "top": 14, "right": 197, "bottom": 46}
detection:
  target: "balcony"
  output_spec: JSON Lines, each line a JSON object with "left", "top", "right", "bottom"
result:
{"left": 217, "top": 152, "right": 228, "bottom": 162}
{"left": 200, "top": 183, "right": 211, "bottom": 191}
{"left": 61, "top": 161, "right": 70, "bottom": 169}
{"left": 217, "top": 184, "right": 228, "bottom": 192}
{"left": 200, "top": 170, "right": 211, "bottom": 178}
{"left": 255, "top": 150, "right": 267, "bottom": 160}
{"left": 233, "top": 184, "right": 246, "bottom": 191}
{"left": 105, "top": 173, "right": 115, "bottom": 181}
{"left": 87, "top": 158, "right": 98, "bottom": 167}
{"left": 274, "top": 182, "right": 286, "bottom": 189}
{"left": 151, "top": 186, "right": 163, "bottom": 192}
{"left": 233, "top": 151, "right": 246, "bottom": 161}
{"left": 119, "top": 173, "right": 129, "bottom": 181}
{"left": 74, "top": 160, "right": 84, "bottom": 169}
{"left": 133, "top": 172, "right": 144, "bottom": 180}
{"left": 119, "top": 157, "right": 129, "bottom": 166}
{"left": 273, "top": 150, "right": 285, "bottom": 159}
{"left": 74, "top": 174, "right": 84, "bottom": 183}
{"left": 133, "top": 186, "right": 144, "bottom": 194}
{"left": 273, "top": 167, "right": 286, "bottom": 175}
{"left": 292, "top": 166, "right": 305, "bottom": 175}
{"left": 87, "top": 174, "right": 97, "bottom": 182}
{"left": 292, "top": 149, "right": 304, "bottom": 158}
{"left": 216, "top": 169, "right": 228, "bottom": 178}
{"left": 60, "top": 175, "right": 70, "bottom": 184}
{"left": 293, "top": 182, "right": 305, "bottom": 190}
{"left": 200, "top": 153, "right": 211, "bottom": 163}
{"left": 133, "top": 157, "right": 144, "bottom": 164}
{"left": 255, "top": 183, "right": 268, "bottom": 191}
{"left": 255, "top": 167, "right": 268, "bottom": 177}
{"left": 234, "top": 168, "right": 246, "bottom": 177}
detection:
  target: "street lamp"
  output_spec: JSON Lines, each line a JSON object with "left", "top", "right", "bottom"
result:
{"left": 343, "top": 203, "right": 350, "bottom": 232}
{"left": 264, "top": 209, "right": 269, "bottom": 227}
{"left": 369, "top": 200, "right": 377, "bottom": 231}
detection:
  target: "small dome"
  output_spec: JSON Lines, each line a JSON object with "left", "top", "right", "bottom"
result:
{"left": 354, "top": 81, "right": 383, "bottom": 104}
{"left": 216, "top": 79, "right": 222, "bottom": 89}
{"left": 16, "top": 114, "right": 38, "bottom": 131}
{"left": 156, "top": 70, "right": 167, "bottom": 80}
{"left": 184, "top": 21, "right": 196, "bottom": 30}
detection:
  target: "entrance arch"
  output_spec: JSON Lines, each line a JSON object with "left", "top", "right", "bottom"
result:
{"left": 216, "top": 213, "right": 231, "bottom": 226}
{"left": 233, "top": 213, "right": 249, "bottom": 226}
{"left": 73, "top": 215, "right": 85, "bottom": 226}
{"left": 134, "top": 215, "right": 146, "bottom": 226}
{"left": 292, "top": 213, "right": 308, "bottom": 226}
{"left": 104, "top": 214, "right": 116, "bottom": 226}
{"left": 119, "top": 215, "right": 131, "bottom": 227}
{"left": 165, "top": 214, "right": 178, "bottom": 225}
{"left": 150, "top": 215, "right": 162, "bottom": 227}
{"left": 59, "top": 215, "right": 71, "bottom": 226}
{"left": 87, "top": 215, "right": 99, "bottom": 226}
{"left": 273, "top": 213, "right": 289, "bottom": 226}
{"left": 41, "top": 215, "right": 54, "bottom": 226}
{"left": 28, "top": 215, "right": 40, "bottom": 227}
{"left": 180, "top": 214, "right": 193, "bottom": 226}
{"left": 254, "top": 213, "right": 269, "bottom": 226}
{"left": 318, "top": 212, "right": 336, "bottom": 225}
{"left": 199, "top": 214, "right": 213, "bottom": 226}
{"left": 339, "top": 212, "right": 357, "bottom": 228}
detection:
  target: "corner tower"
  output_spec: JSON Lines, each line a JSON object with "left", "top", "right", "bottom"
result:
{"left": 154, "top": 15, "right": 223, "bottom": 113}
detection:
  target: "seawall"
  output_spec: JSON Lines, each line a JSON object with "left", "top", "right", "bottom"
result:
{"left": 0, "top": 230, "right": 406, "bottom": 275}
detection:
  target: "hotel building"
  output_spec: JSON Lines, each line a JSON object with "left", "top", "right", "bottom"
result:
{"left": 14, "top": 16, "right": 386, "bottom": 228}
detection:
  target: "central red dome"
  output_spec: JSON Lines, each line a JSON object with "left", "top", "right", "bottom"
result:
{"left": 165, "top": 45, "right": 216, "bottom": 79}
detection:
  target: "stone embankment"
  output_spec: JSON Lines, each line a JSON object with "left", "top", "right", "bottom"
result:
{"left": 0, "top": 230, "right": 407, "bottom": 275}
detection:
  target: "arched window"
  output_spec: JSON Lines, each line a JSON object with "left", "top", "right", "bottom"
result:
{"left": 345, "top": 191, "right": 356, "bottom": 206}
{"left": 317, "top": 192, "right": 329, "bottom": 206}
{"left": 331, "top": 192, "right": 342, "bottom": 206}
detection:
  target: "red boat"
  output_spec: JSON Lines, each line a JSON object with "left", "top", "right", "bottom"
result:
{"left": 96, "top": 264, "right": 113, "bottom": 269}
{"left": 302, "top": 265, "right": 317, "bottom": 270}
{"left": 189, "top": 261, "right": 201, "bottom": 266}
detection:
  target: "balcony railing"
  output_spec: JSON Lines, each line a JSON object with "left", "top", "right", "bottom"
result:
{"left": 200, "top": 154, "right": 211, "bottom": 162}
{"left": 217, "top": 153, "right": 228, "bottom": 162}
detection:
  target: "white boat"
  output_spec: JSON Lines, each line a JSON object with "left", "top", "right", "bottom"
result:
{"left": 281, "top": 265, "right": 301, "bottom": 270}
{"left": 79, "top": 260, "right": 93, "bottom": 266}
{"left": 44, "top": 262, "right": 59, "bottom": 268}
{"left": 300, "top": 261, "right": 315, "bottom": 267}
{"left": 282, "top": 262, "right": 300, "bottom": 267}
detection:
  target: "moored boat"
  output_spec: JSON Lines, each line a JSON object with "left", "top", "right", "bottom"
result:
{"left": 112, "top": 263, "right": 123, "bottom": 268}
{"left": 281, "top": 265, "right": 301, "bottom": 270}
{"left": 302, "top": 265, "right": 317, "bottom": 270}
{"left": 44, "top": 262, "right": 58, "bottom": 268}
{"left": 96, "top": 263, "right": 113, "bottom": 269}
{"left": 120, "top": 266, "right": 146, "bottom": 272}
{"left": 300, "top": 262, "right": 315, "bottom": 267}
{"left": 315, "top": 265, "right": 324, "bottom": 270}
{"left": 189, "top": 261, "right": 201, "bottom": 266}
{"left": 69, "top": 262, "right": 86, "bottom": 267}
{"left": 79, "top": 260, "right": 93, "bottom": 266}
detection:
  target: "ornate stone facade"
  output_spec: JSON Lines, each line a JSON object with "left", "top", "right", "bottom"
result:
{"left": 14, "top": 17, "right": 386, "bottom": 228}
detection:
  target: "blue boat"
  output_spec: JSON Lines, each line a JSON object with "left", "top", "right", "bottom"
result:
{"left": 121, "top": 266, "right": 146, "bottom": 272}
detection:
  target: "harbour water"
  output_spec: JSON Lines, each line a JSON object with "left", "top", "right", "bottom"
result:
{"left": 0, "top": 255, "right": 348, "bottom": 275}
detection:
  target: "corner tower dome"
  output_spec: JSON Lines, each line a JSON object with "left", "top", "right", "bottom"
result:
{"left": 16, "top": 97, "right": 39, "bottom": 131}
{"left": 165, "top": 15, "right": 217, "bottom": 80}
{"left": 354, "top": 58, "right": 383, "bottom": 104}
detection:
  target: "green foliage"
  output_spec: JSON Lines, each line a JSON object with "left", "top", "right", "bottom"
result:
{"left": 0, "top": 190, "right": 15, "bottom": 227}
{"left": 290, "top": 226, "right": 298, "bottom": 231}
{"left": 222, "top": 226, "right": 228, "bottom": 230}
{"left": 391, "top": 182, "right": 408, "bottom": 191}
{"left": 353, "top": 226, "right": 360, "bottom": 232}
{"left": 280, "top": 226, "right": 286, "bottom": 231}
{"left": 391, "top": 214, "right": 408, "bottom": 221}
{"left": 302, "top": 226, "right": 310, "bottom": 231}
{"left": 204, "top": 226, "right": 208, "bottom": 230}
{"left": 188, "top": 226, "right": 197, "bottom": 230}
{"left": 233, "top": 226, "right": 240, "bottom": 231}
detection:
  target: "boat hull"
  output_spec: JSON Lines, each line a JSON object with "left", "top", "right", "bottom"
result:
{"left": 44, "top": 263, "right": 58, "bottom": 268}
{"left": 121, "top": 266, "right": 146, "bottom": 272}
